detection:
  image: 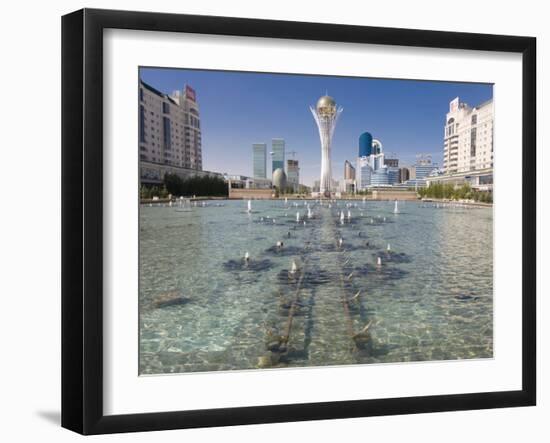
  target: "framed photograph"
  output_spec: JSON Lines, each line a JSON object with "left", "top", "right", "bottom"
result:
{"left": 61, "top": 8, "right": 536, "bottom": 435}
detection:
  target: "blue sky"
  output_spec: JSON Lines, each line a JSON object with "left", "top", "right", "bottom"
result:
{"left": 140, "top": 67, "right": 493, "bottom": 186}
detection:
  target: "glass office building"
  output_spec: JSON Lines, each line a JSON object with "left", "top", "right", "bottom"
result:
{"left": 252, "top": 143, "right": 267, "bottom": 179}
{"left": 359, "top": 132, "right": 373, "bottom": 157}
{"left": 370, "top": 168, "right": 390, "bottom": 186}
{"left": 357, "top": 157, "right": 372, "bottom": 190}
{"left": 414, "top": 164, "right": 436, "bottom": 179}
{"left": 387, "top": 167, "right": 400, "bottom": 184}
{"left": 413, "top": 157, "right": 438, "bottom": 179}
{"left": 271, "top": 138, "right": 285, "bottom": 173}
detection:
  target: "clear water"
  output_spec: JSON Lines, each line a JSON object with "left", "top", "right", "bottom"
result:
{"left": 139, "top": 200, "right": 493, "bottom": 374}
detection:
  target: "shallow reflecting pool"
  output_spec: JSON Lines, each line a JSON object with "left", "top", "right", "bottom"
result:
{"left": 139, "top": 199, "right": 493, "bottom": 374}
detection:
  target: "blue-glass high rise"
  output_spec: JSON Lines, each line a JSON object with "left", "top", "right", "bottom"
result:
{"left": 271, "top": 138, "right": 285, "bottom": 173}
{"left": 359, "top": 132, "right": 373, "bottom": 157}
{"left": 252, "top": 143, "right": 267, "bottom": 179}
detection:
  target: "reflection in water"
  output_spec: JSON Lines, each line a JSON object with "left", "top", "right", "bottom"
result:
{"left": 139, "top": 200, "right": 493, "bottom": 374}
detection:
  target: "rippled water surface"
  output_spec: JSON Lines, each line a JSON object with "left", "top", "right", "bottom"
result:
{"left": 139, "top": 199, "right": 493, "bottom": 374}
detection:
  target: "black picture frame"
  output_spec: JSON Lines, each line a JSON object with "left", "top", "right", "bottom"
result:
{"left": 61, "top": 8, "right": 536, "bottom": 435}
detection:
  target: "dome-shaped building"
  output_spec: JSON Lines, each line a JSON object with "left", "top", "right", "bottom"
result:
{"left": 272, "top": 168, "right": 287, "bottom": 190}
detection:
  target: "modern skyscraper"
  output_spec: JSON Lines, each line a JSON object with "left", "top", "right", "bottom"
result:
{"left": 286, "top": 159, "right": 300, "bottom": 191}
{"left": 344, "top": 160, "right": 356, "bottom": 180}
{"left": 310, "top": 95, "right": 343, "bottom": 197}
{"left": 356, "top": 135, "right": 388, "bottom": 189}
{"left": 252, "top": 143, "right": 267, "bottom": 179}
{"left": 359, "top": 132, "right": 373, "bottom": 157}
{"left": 271, "top": 138, "right": 285, "bottom": 173}
{"left": 443, "top": 96, "right": 494, "bottom": 175}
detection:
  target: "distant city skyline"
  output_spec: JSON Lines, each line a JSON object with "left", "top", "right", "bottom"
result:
{"left": 140, "top": 67, "right": 493, "bottom": 186}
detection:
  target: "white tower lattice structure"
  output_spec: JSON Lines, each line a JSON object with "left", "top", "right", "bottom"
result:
{"left": 310, "top": 95, "right": 343, "bottom": 197}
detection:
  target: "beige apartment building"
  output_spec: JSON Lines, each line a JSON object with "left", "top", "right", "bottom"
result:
{"left": 139, "top": 80, "right": 205, "bottom": 185}
{"left": 443, "top": 97, "right": 494, "bottom": 175}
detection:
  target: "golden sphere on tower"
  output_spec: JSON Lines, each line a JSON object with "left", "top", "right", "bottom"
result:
{"left": 316, "top": 95, "right": 337, "bottom": 116}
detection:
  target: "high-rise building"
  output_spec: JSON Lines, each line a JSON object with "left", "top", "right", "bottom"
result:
{"left": 356, "top": 135, "right": 388, "bottom": 189}
{"left": 271, "top": 138, "right": 285, "bottom": 173}
{"left": 399, "top": 167, "right": 410, "bottom": 183}
{"left": 139, "top": 80, "right": 203, "bottom": 179}
{"left": 357, "top": 157, "right": 372, "bottom": 190}
{"left": 412, "top": 155, "right": 438, "bottom": 179}
{"left": 387, "top": 168, "right": 400, "bottom": 184}
{"left": 310, "top": 95, "right": 343, "bottom": 197}
{"left": 359, "top": 132, "right": 373, "bottom": 157}
{"left": 252, "top": 143, "right": 267, "bottom": 179}
{"left": 443, "top": 96, "right": 494, "bottom": 175}
{"left": 384, "top": 157, "right": 399, "bottom": 184}
{"left": 344, "top": 160, "right": 356, "bottom": 180}
{"left": 287, "top": 159, "right": 300, "bottom": 191}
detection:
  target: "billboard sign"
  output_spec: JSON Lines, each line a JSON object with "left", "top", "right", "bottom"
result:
{"left": 185, "top": 85, "right": 196, "bottom": 102}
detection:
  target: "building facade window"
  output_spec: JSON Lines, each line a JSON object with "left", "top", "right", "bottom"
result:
{"left": 139, "top": 105, "right": 146, "bottom": 143}
{"left": 163, "top": 117, "right": 171, "bottom": 149}
{"left": 162, "top": 102, "right": 170, "bottom": 114}
{"left": 470, "top": 127, "right": 477, "bottom": 157}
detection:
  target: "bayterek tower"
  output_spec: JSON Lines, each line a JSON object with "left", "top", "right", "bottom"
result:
{"left": 310, "top": 95, "right": 343, "bottom": 198}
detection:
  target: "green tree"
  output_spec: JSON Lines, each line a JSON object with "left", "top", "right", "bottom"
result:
{"left": 163, "top": 173, "right": 228, "bottom": 197}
